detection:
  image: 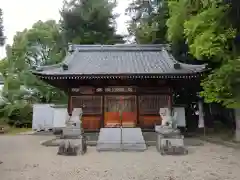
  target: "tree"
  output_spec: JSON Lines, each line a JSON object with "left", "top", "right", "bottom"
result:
{"left": 126, "top": 0, "right": 168, "bottom": 44}
{"left": 60, "top": 0, "right": 124, "bottom": 44}
{"left": 164, "top": 0, "right": 240, "bottom": 107}
{"left": 125, "top": 1, "right": 240, "bottom": 136}
{"left": 0, "top": 20, "right": 68, "bottom": 126}
{"left": 6, "top": 20, "right": 67, "bottom": 103}
{"left": 0, "top": 8, "right": 4, "bottom": 46}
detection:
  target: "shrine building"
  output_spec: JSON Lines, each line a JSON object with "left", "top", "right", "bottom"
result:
{"left": 32, "top": 44, "right": 207, "bottom": 131}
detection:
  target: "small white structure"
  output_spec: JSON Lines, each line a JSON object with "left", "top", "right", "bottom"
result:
{"left": 32, "top": 104, "right": 68, "bottom": 132}
{"left": 32, "top": 104, "right": 54, "bottom": 131}
{"left": 51, "top": 105, "right": 69, "bottom": 131}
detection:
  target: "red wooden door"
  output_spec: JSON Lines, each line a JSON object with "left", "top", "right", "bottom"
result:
{"left": 104, "top": 96, "right": 137, "bottom": 127}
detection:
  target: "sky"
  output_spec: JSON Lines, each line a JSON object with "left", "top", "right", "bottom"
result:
{"left": 0, "top": 0, "right": 131, "bottom": 59}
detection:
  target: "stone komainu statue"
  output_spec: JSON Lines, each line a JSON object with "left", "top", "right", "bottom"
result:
{"left": 157, "top": 108, "right": 188, "bottom": 155}
{"left": 57, "top": 108, "right": 87, "bottom": 156}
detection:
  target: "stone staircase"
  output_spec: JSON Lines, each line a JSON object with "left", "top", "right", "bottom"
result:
{"left": 96, "top": 128, "right": 147, "bottom": 152}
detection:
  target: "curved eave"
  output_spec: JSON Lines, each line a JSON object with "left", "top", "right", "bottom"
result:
{"left": 32, "top": 71, "right": 206, "bottom": 80}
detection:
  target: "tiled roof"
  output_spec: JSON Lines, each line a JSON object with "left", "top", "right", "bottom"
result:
{"left": 33, "top": 44, "right": 207, "bottom": 79}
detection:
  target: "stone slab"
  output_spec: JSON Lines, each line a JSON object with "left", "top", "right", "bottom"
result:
{"left": 96, "top": 143, "right": 146, "bottom": 152}
{"left": 97, "top": 128, "right": 121, "bottom": 144}
{"left": 122, "top": 128, "right": 145, "bottom": 143}
{"left": 96, "top": 128, "right": 147, "bottom": 152}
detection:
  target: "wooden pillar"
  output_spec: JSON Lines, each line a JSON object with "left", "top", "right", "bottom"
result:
{"left": 67, "top": 83, "right": 73, "bottom": 116}
{"left": 167, "top": 88, "right": 173, "bottom": 116}
{"left": 101, "top": 95, "right": 105, "bottom": 128}
{"left": 67, "top": 95, "right": 73, "bottom": 116}
{"left": 136, "top": 94, "right": 139, "bottom": 126}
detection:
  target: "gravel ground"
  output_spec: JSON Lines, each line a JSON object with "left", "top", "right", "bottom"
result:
{"left": 0, "top": 135, "right": 240, "bottom": 180}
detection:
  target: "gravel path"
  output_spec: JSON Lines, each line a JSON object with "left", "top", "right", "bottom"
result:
{"left": 0, "top": 135, "right": 240, "bottom": 180}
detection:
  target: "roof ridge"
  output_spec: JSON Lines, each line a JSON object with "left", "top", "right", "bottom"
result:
{"left": 68, "top": 44, "right": 169, "bottom": 52}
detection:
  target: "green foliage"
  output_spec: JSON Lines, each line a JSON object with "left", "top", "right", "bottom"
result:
{"left": 10, "top": 20, "right": 65, "bottom": 70}
{"left": 134, "top": 21, "right": 159, "bottom": 43}
{"left": 184, "top": 5, "right": 236, "bottom": 61}
{"left": 127, "top": 0, "right": 168, "bottom": 44}
{"left": 3, "top": 20, "right": 67, "bottom": 103}
{"left": 126, "top": 0, "right": 240, "bottom": 106}
{"left": 0, "top": 8, "right": 4, "bottom": 46}
{"left": 166, "top": 0, "right": 188, "bottom": 44}
{"left": 60, "top": 0, "right": 124, "bottom": 44}
{"left": 165, "top": 0, "right": 240, "bottom": 106}
{"left": 0, "top": 20, "right": 68, "bottom": 127}
{"left": 0, "top": 100, "right": 32, "bottom": 127}
{"left": 0, "top": 58, "right": 9, "bottom": 77}
{"left": 0, "top": 0, "right": 123, "bottom": 127}
{"left": 201, "top": 58, "right": 240, "bottom": 107}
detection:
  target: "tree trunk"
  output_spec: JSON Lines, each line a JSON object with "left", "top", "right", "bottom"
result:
{"left": 235, "top": 109, "right": 240, "bottom": 142}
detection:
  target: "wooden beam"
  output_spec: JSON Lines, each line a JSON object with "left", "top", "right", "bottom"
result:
{"left": 67, "top": 95, "right": 73, "bottom": 115}
{"left": 136, "top": 94, "right": 139, "bottom": 126}
{"left": 101, "top": 95, "right": 105, "bottom": 128}
{"left": 168, "top": 87, "right": 173, "bottom": 115}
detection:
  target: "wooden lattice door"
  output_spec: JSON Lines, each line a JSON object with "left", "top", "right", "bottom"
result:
{"left": 104, "top": 96, "right": 137, "bottom": 127}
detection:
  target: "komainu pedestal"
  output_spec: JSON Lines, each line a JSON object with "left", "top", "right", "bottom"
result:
{"left": 156, "top": 126, "right": 188, "bottom": 155}
{"left": 57, "top": 136, "right": 87, "bottom": 156}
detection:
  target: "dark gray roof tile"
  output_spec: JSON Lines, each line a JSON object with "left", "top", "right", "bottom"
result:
{"left": 34, "top": 44, "right": 207, "bottom": 76}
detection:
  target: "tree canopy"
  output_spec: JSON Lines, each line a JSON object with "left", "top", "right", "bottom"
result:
{"left": 0, "top": 8, "right": 5, "bottom": 46}
{"left": 127, "top": 0, "right": 240, "bottom": 107}
{"left": 60, "top": 0, "right": 124, "bottom": 44}
{"left": 126, "top": 0, "right": 168, "bottom": 44}
{"left": 0, "top": 0, "right": 123, "bottom": 126}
